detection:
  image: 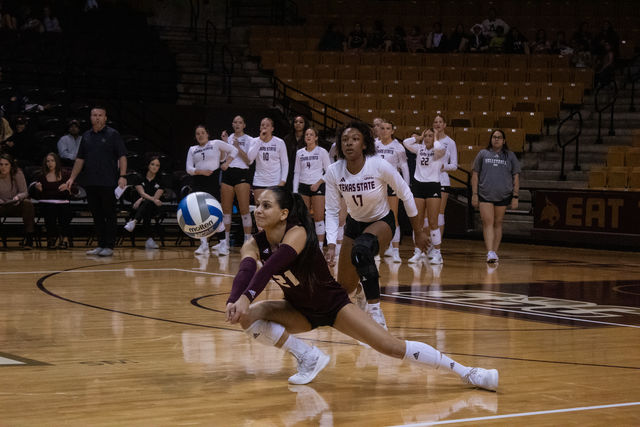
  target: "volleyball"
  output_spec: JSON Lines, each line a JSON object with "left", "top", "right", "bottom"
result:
{"left": 177, "top": 192, "right": 224, "bottom": 239}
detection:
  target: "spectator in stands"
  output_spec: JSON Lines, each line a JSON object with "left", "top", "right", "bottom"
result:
{"left": 481, "top": 7, "right": 509, "bottom": 39}
{"left": 488, "top": 26, "right": 507, "bottom": 53}
{"left": 318, "top": 23, "right": 344, "bottom": 51}
{"left": 506, "top": 27, "right": 530, "bottom": 55}
{"left": 469, "top": 24, "right": 489, "bottom": 53}
{"left": 551, "top": 31, "right": 573, "bottom": 56}
{"left": 346, "top": 23, "right": 367, "bottom": 52}
{"left": 20, "top": 7, "right": 44, "bottom": 33}
{"left": 368, "top": 20, "right": 390, "bottom": 52}
{"left": 34, "top": 153, "right": 75, "bottom": 249}
{"left": 84, "top": 0, "right": 99, "bottom": 12}
{"left": 283, "top": 116, "right": 309, "bottom": 192}
{"left": 530, "top": 29, "right": 551, "bottom": 54}
{"left": 2, "top": 90, "right": 26, "bottom": 115}
{"left": 64, "top": 106, "right": 127, "bottom": 257}
{"left": 448, "top": 23, "right": 469, "bottom": 53}
{"left": 124, "top": 155, "right": 164, "bottom": 250}
{"left": 594, "top": 41, "right": 616, "bottom": 87}
{"left": 471, "top": 130, "right": 520, "bottom": 264}
{"left": 42, "top": 6, "right": 62, "bottom": 32}
{"left": 0, "top": 153, "right": 35, "bottom": 249}
{"left": 571, "top": 22, "right": 593, "bottom": 68}
{"left": 0, "top": 112, "right": 12, "bottom": 144}
{"left": 391, "top": 25, "right": 407, "bottom": 52}
{"left": 426, "top": 22, "right": 447, "bottom": 52}
{"left": 593, "top": 20, "right": 620, "bottom": 59}
{"left": 57, "top": 119, "right": 82, "bottom": 167}
{"left": 405, "top": 26, "right": 425, "bottom": 53}
{"left": 2, "top": 117, "right": 32, "bottom": 167}
{"left": 0, "top": 1, "right": 17, "bottom": 30}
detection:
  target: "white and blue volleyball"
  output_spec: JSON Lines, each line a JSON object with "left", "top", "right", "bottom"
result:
{"left": 177, "top": 192, "right": 223, "bottom": 239}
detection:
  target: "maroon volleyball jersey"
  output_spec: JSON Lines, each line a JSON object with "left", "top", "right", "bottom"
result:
{"left": 254, "top": 224, "right": 350, "bottom": 322}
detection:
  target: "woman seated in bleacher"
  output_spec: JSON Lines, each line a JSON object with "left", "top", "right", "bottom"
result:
{"left": 0, "top": 153, "right": 35, "bottom": 249}
{"left": 33, "top": 152, "right": 77, "bottom": 249}
{"left": 124, "top": 156, "right": 164, "bottom": 250}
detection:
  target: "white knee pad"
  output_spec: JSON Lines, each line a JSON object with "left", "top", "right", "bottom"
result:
{"left": 241, "top": 213, "right": 253, "bottom": 229}
{"left": 438, "top": 214, "right": 445, "bottom": 227}
{"left": 245, "top": 320, "right": 285, "bottom": 347}
{"left": 430, "top": 228, "right": 442, "bottom": 246}
{"left": 337, "top": 226, "right": 344, "bottom": 241}
{"left": 223, "top": 214, "right": 232, "bottom": 226}
{"left": 423, "top": 217, "right": 429, "bottom": 228}
{"left": 392, "top": 226, "right": 401, "bottom": 243}
{"left": 315, "top": 220, "right": 325, "bottom": 236}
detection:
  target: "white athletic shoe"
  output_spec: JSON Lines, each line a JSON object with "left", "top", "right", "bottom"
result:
{"left": 288, "top": 346, "right": 330, "bottom": 385}
{"left": 427, "top": 245, "right": 435, "bottom": 259}
{"left": 487, "top": 251, "right": 499, "bottom": 263}
{"left": 462, "top": 367, "right": 499, "bottom": 391}
{"left": 374, "top": 254, "right": 381, "bottom": 262}
{"left": 98, "top": 248, "right": 113, "bottom": 257}
{"left": 391, "top": 247, "right": 402, "bottom": 263}
{"left": 384, "top": 245, "right": 394, "bottom": 257}
{"left": 352, "top": 284, "right": 367, "bottom": 311}
{"left": 366, "top": 304, "right": 388, "bottom": 330}
{"left": 86, "top": 247, "right": 103, "bottom": 255}
{"left": 145, "top": 238, "right": 159, "bottom": 249}
{"left": 429, "top": 250, "right": 443, "bottom": 265}
{"left": 408, "top": 248, "right": 422, "bottom": 263}
{"left": 194, "top": 241, "right": 210, "bottom": 255}
{"left": 216, "top": 239, "right": 229, "bottom": 255}
{"left": 124, "top": 219, "right": 136, "bottom": 232}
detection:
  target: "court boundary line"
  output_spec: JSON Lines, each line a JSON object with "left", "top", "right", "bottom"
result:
{"left": 385, "top": 293, "right": 640, "bottom": 329}
{"left": 0, "top": 268, "right": 234, "bottom": 277}
{"left": 389, "top": 401, "right": 640, "bottom": 426}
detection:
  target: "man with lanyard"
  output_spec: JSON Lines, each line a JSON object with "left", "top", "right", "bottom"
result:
{"left": 65, "top": 106, "right": 127, "bottom": 257}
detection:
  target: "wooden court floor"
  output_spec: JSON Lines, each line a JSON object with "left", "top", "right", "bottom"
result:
{"left": 1, "top": 239, "right": 640, "bottom": 426}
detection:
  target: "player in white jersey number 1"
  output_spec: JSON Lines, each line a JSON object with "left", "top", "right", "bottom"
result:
{"left": 324, "top": 121, "right": 429, "bottom": 329}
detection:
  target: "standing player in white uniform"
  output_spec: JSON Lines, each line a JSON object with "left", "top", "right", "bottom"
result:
{"left": 433, "top": 114, "right": 457, "bottom": 257}
{"left": 293, "top": 127, "right": 330, "bottom": 249}
{"left": 186, "top": 124, "right": 238, "bottom": 255}
{"left": 324, "top": 121, "right": 429, "bottom": 329}
{"left": 403, "top": 128, "right": 446, "bottom": 264}
{"left": 215, "top": 115, "right": 254, "bottom": 255}
{"left": 328, "top": 141, "right": 347, "bottom": 256}
{"left": 247, "top": 117, "right": 289, "bottom": 202}
{"left": 374, "top": 119, "right": 410, "bottom": 263}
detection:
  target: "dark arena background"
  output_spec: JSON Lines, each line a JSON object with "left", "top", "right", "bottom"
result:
{"left": 1, "top": 1, "right": 639, "bottom": 425}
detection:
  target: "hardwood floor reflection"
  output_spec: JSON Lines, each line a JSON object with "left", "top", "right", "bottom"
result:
{"left": 1, "top": 239, "right": 639, "bottom": 425}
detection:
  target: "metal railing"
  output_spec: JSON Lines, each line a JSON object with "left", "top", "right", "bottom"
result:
{"left": 594, "top": 79, "right": 617, "bottom": 144}
{"left": 272, "top": 76, "right": 358, "bottom": 132}
{"left": 205, "top": 20, "right": 217, "bottom": 73}
{"left": 625, "top": 54, "right": 640, "bottom": 112}
{"left": 556, "top": 110, "right": 583, "bottom": 180}
{"left": 189, "top": 0, "right": 200, "bottom": 40}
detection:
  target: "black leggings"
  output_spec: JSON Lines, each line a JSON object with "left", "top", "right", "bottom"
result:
{"left": 40, "top": 203, "right": 72, "bottom": 240}
{"left": 132, "top": 200, "right": 160, "bottom": 238}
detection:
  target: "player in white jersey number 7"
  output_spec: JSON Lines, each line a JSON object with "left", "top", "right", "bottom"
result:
{"left": 324, "top": 121, "right": 429, "bottom": 329}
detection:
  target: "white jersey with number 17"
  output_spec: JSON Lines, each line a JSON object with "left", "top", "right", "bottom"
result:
{"left": 324, "top": 155, "right": 417, "bottom": 245}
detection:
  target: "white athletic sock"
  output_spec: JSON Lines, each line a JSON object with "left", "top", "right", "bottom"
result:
{"left": 244, "top": 233, "right": 252, "bottom": 242}
{"left": 368, "top": 301, "right": 381, "bottom": 310}
{"left": 282, "top": 335, "right": 313, "bottom": 360}
{"left": 200, "top": 237, "right": 208, "bottom": 245}
{"left": 403, "top": 340, "right": 469, "bottom": 377}
{"left": 225, "top": 231, "right": 230, "bottom": 244}
{"left": 319, "top": 241, "right": 324, "bottom": 250}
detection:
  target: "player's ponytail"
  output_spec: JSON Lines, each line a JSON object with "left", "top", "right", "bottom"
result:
{"left": 267, "top": 187, "right": 319, "bottom": 282}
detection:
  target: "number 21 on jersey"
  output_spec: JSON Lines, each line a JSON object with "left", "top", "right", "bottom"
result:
{"left": 272, "top": 270, "right": 300, "bottom": 288}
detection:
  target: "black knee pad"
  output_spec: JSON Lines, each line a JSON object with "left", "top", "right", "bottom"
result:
{"left": 351, "top": 233, "right": 380, "bottom": 300}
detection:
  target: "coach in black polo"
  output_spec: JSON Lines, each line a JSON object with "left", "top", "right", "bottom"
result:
{"left": 65, "top": 106, "right": 127, "bottom": 257}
